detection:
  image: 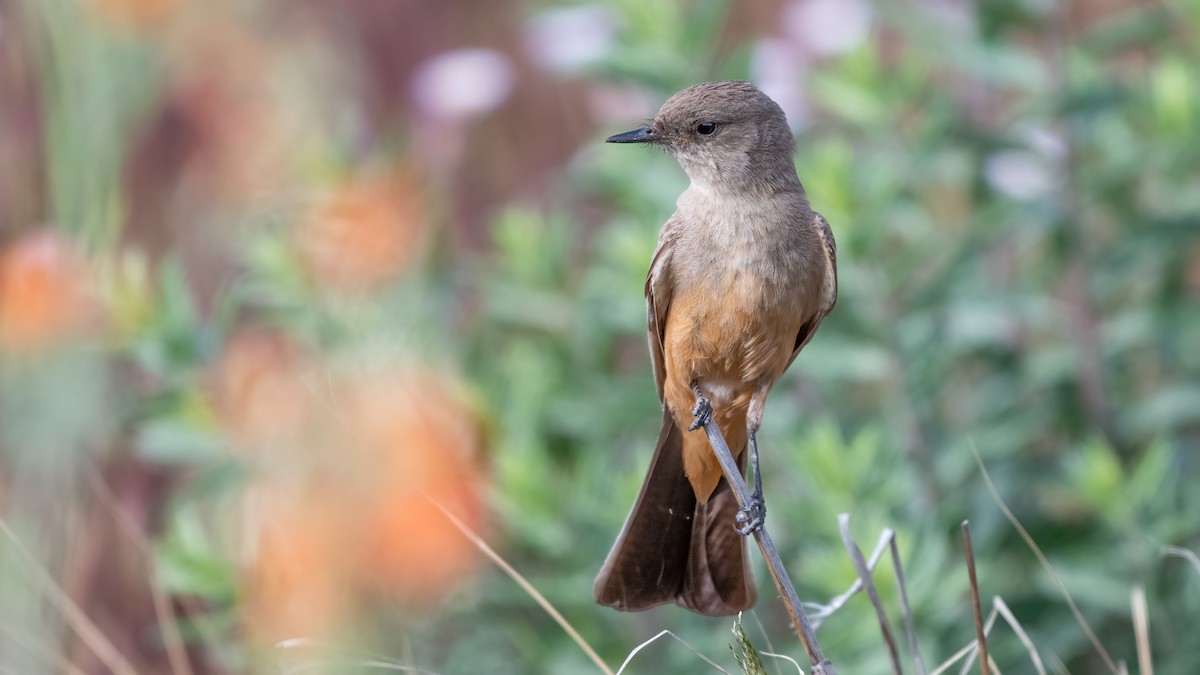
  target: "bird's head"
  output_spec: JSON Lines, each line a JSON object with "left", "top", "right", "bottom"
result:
{"left": 606, "top": 81, "right": 797, "bottom": 193}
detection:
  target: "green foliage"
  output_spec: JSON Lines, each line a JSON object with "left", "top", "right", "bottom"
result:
{"left": 1, "top": 0, "right": 1198, "bottom": 673}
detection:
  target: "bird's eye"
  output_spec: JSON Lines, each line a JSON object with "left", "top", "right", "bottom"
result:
{"left": 696, "top": 122, "right": 718, "bottom": 135}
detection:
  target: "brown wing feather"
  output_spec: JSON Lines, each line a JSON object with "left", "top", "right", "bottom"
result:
{"left": 784, "top": 211, "right": 838, "bottom": 371}
{"left": 645, "top": 215, "right": 681, "bottom": 400}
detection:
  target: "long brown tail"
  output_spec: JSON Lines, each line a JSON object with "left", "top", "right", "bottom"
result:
{"left": 593, "top": 411, "right": 755, "bottom": 616}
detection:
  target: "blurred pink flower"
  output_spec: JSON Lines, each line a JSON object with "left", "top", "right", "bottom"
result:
{"left": 523, "top": 5, "right": 619, "bottom": 73}
{"left": 587, "top": 83, "right": 658, "bottom": 125}
{"left": 985, "top": 127, "right": 1064, "bottom": 201}
{"left": 783, "top": 0, "right": 873, "bottom": 57}
{"left": 984, "top": 150, "right": 1056, "bottom": 201}
{"left": 411, "top": 48, "right": 515, "bottom": 121}
{"left": 751, "top": 38, "right": 812, "bottom": 132}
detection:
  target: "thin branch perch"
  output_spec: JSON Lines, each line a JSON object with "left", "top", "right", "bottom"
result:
{"left": 696, "top": 418, "right": 836, "bottom": 675}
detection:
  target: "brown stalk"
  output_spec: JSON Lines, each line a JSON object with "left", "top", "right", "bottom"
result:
{"left": 960, "top": 521, "right": 991, "bottom": 675}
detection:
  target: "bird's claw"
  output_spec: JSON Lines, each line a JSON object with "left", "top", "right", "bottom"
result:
{"left": 689, "top": 395, "right": 712, "bottom": 431}
{"left": 734, "top": 495, "right": 765, "bottom": 536}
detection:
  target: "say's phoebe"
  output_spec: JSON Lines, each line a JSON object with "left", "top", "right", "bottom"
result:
{"left": 593, "top": 81, "right": 837, "bottom": 616}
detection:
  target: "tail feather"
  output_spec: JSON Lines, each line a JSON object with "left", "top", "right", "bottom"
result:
{"left": 594, "top": 411, "right": 755, "bottom": 616}
{"left": 680, "top": 478, "right": 756, "bottom": 614}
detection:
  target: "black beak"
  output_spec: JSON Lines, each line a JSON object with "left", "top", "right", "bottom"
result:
{"left": 605, "top": 126, "right": 663, "bottom": 144}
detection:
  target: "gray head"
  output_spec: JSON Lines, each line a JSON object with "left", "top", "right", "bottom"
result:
{"left": 606, "top": 81, "right": 798, "bottom": 193}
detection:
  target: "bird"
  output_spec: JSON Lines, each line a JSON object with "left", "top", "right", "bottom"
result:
{"left": 593, "top": 81, "right": 837, "bottom": 616}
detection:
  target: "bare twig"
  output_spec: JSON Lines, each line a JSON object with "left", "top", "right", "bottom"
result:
{"left": 889, "top": 532, "right": 927, "bottom": 675}
{"left": 425, "top": 495, "right": 613, "bottom": 675}
{"left": 808, "top": 529, "right": 892, "bottom": 627}
{"left": 970, "top": 441, "right": 1121, "bottom": 675}
{"left": 961, "top": 521, "right": 991, "bottom": 675}
{"left": 992, "top": 596, "right": 1046, "bottom": 675}
{"left": 1131, "top": 586, "right": 1153, "bottom": 675}
{"left": 805, "top": 525, "right": 925, "bottom": 674}
{"left": 697, "top": 418, "right": 837, "bottom": 675}
{"left": 838, "top": 514, "right": 903, "bottom": 675}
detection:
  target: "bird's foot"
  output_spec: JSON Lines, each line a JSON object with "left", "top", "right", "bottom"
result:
{"left": 734, "top": 492, "right": 766, "bottom": 536}
{"left": 689, "top": 395, "right": 713, "bottom": 431}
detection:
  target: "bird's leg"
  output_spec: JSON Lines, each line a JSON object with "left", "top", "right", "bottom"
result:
{"left": 736, "top": 392, "right": 770, "bottom": 535}
{"left": 734, "top": 425, "right": 766, "bottom": 535}
{"left": 689, "top": 382, "right": 712, "bottom": 431}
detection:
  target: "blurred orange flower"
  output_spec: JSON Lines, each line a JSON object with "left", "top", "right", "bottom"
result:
{"left": 0, "top": 230, "right": 97, "bottom": 353}
{"left": 243, "top": 363, "right": 487, "bottom": 640}
{"left": 244, "top": 484, "right": 352, "bottom": 642}
{"left": 297, "top": 170, "right": 429, "bottom": 292}
{"left": 345, "top": 370, "right": 487, "bottom": 604}
{"left": 212, "top": 330, "right": 314, "bottom": 445}
{"left": 86, "top": 0, "right": 177, "bottom": 31}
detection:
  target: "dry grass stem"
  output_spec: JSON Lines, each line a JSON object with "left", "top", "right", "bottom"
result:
{"left": 275, "top": 638, "right": 443, "bottom": 674}
{"left": 613, "top": 630, "right": 730, "bottom": 675}
{"left": 929, "top": 604, "right": 997, "bottom": 675}
{"left": 0, "top": 617, "right": 91, "bottom": 675}
{"left": 992, "top": 596, "right": 1047, "bottom": 675}
{"left": 0, "top": 518, "right": 138, "bottom": 675}
{"left": 1131, "top": 586, "right": 1152, "bottom": 675}
{"left": 961, "top": 521, "right": 991, "bottom": 675}
{"left": 808, "top": 528, "right": 892, "bottom": 628}
{"left": 931, "top": 639, "right": 976, "bottom": 675}
{"left": 889, "top": 530, "right": 927, "bottom": 675}
{"left": 425, "top": 494, "right": 614, "bottom": 675}
{"left": 970, "top": 441, "right": 1121, "bottom": 675}
{"left": 760, "top": 650, "right": 805, "bottom": 674}
{"left": 748, "top": 610, "right": 776, "bottom": 655}
{"left": 1162, "top": 546, "right": 1200, "bottom": 577}
{"left": 86, "top": 466, "right": 197, "bottom": 675}
{"left": 838, "top": 514, "right": 903, "bottom": 675}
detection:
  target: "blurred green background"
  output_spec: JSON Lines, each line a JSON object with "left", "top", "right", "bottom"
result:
{"left": 1, "top": 0, "right": 1198, "bottom": 673}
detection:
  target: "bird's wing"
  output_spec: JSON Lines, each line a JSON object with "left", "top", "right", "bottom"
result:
{"left": 785, "top": 210, "right": 838, "bottom": 370}
{"left": 645, "top": 214, "right": 681, "bottom": 401}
